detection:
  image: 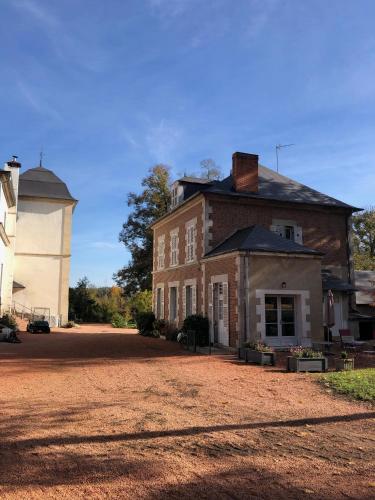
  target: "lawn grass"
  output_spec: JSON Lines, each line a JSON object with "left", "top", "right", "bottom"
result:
{"left": 321, "top": 368, "right": 375, "bottom": 402}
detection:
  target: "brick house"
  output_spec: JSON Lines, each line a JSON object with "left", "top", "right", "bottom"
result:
{"left": 151, "top": 152, "right": 359, "bottom": 348}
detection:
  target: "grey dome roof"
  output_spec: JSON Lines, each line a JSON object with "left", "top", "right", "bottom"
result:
{"left": 18, "top": 166, "right": 76, "bottom": 202}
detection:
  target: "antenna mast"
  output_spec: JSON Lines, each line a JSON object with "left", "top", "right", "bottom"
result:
{"left": 275, "top": 143, "right": 294, "bottom": 172}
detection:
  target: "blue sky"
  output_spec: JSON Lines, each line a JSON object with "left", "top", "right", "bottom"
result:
{"left": 1, "top": 0, "right": 374, "bottom": 286}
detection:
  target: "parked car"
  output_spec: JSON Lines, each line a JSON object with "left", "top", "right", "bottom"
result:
{"left": 27, "top": 320, "right": 50, "bottom": 334}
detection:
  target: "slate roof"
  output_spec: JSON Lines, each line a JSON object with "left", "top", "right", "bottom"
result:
{"left": 321, "top": 270, "right": 356, "bottom": 292}
{"left": 18, "top": 166, "right": 76, "bottom": 202}
{"left": 203, "top": 165, "right": 358, "bottom": 210}
{"left": 205, "top": 225, "right": 323, "bottom": 258}
{"left": 178, "top": 176, "right": 213, "bottom": 185}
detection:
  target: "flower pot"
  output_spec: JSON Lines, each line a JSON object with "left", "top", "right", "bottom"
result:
{"left": 287, "top": 356, "right": 328, "bottom": 372}
{"left": 336, "top": 358, "right": 354, "bottom": 371}
{"left": 245, "top": 349, "right": 275, "bottom": 366}
{"left": 238, "top": 347, "right": 247, "bottom": 360}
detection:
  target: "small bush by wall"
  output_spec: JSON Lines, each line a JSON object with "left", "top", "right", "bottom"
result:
{"left": 182, "top": 315, "right": 209, "bottom": 346}
{"left": 135, "top": 311, "right": 156, "bottom": 336}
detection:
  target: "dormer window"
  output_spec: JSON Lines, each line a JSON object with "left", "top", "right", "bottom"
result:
{"left": 171, "top": 186, "right": 178, "bottom": 208}
{"left": 271, "top": 220, "right": 302, "bottom": 244}
{"left": 170, "top": 182, "right": 184, "bottom": 209}
{"left": 284, "top": 225, "right": 295, "bottom": 241}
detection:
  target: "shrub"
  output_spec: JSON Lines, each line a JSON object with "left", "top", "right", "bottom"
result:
{"left": 135, "top": 311, "right": 155, "bottom": 336}
{"left": 290, "top": 347, "right": 323, "bottom": 359}
{"left": 243, "top": 341, "right": 273, "bottom": 352}
{"left": 111, "top": 313, "right": 127, "bottom": 328}
{"left": 182, "top": 315, "right": 209, "bottom": 347}
{"left": 165, "top": 325, "right": 178, "bottom": 341}
{"left": 154, "top": 319, "right": 169, "bottom": 336}
{"left": 341, "top": 351, "right": 349, "bottom": 359}
{"left": 64, "top": 320, "right": 77, "bottom": 328}
{"left": 0, "top": 314, "right": 18, "bottom": 331}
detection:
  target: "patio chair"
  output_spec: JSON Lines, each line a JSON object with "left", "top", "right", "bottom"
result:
{"left": 339, "top": 329, "right": 366, "bottom": 351}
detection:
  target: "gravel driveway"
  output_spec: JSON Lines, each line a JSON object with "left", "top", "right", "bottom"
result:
{"left": 0, "top": 325, "right": 374, "bottom": 499}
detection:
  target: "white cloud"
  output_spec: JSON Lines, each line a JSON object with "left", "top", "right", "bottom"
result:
{"left": 12, "top": 0, "right": 58, "bottom": 27}
{"left": 145, "top": 119, "right": 183, "bottom": 162}
{"left": 90, "top": 241, "right": 121, "bottom": 250}
{"left": 245, "top": 0, "right": 279, "bottom": 39}
{"left": 148, "top": 0, "right": 195, "bottom": 18}
{"left": 16, "top": 81, "right": 62, "bottom": 121}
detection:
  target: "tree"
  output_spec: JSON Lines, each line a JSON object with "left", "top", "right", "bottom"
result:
{"left": 115, "top": 165, "right": 171, "bottom": 294}
{"left": 69, "top": 277, "right": 100, "bottom": 322}
{"left": 200, "top": 158, "right": 222, "bottom": 180}
{"left": 352, "top": 208, "right": 375, "bottom": 270}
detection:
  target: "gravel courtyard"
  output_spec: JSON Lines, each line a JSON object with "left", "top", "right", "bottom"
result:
{"left": 0, "top": 326, "right": 374, "bottom": 499}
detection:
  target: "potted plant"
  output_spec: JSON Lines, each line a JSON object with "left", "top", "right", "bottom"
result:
{"left": 335, "top": 351, "right": 354, "bottom": 371}
{"left": 287, "top": 347, "right": 328, "bottom": 372}
{"left": 239, "top": 341, "right": 275, "bottom": 366}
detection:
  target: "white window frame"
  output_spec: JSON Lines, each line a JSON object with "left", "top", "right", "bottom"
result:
{"left": 170, "top": 228, "right": 179, "bottom": 267}
{"left": 171, "top": 186, "right": 178, "bottom": 208}
{"left": 155, "top": 284, "right": 165, "bottom": 319}
{"left": 157, "top": 235, "right": 165, "bottom": 270}
{"left": 271, "top": 219, "right": 303, "bottom": 244}
{"left": 185, "top": 219, "right": 197, "bottom": 263}
{"left": 168, "top": 281, "right": 179, "bottom": 323}
{"left": 183, "top": 278, "right": 197, "bottom": 318}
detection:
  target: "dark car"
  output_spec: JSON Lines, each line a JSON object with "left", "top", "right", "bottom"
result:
{"left": 27, "top": 320, "right": 51, "bottom": 334}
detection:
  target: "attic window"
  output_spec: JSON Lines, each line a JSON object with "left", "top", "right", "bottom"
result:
{"left": 271, "top": 220, "right": 303, "bottom": 244}
{"left": 171, "top": 186, "right": 178, "bottom": 208}
{"left": 284, "top": 226, "right": 295, "bottom": 241}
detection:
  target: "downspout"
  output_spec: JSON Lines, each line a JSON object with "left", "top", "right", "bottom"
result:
{"left": 245, "top": 253, "right": 250, "bottom": 342}
{"left": 346, "top": 212, "right": 356, "bottom": 312}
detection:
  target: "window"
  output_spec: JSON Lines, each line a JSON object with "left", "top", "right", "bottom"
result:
{"left": 185, "top": 285, "right": 192, "bottom": 317}
{"left": 171, "top": 186, "right": 178, "bottom": 208}
{"left": 170, "top": 230, "right": 179, "bottom": 266}
{"left": 156, "top": 286, "right": 164, "bottom": 319}
{"left": 186, "top": 223, "right": 196, "bottom": 262}
{"left": 170, "top": 286, "right": 178, "bottom": 321}
{"left": 284, "top": 225, "right": 294, "bottom": 241}
{"left": 157, "top": 235, "right": 165, "bottom": 270}
{"left": 271, "top": 222, "right": 302, "bottom": 244}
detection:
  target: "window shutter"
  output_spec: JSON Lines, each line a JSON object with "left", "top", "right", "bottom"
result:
{"left": 182, "top": 285, "right": 186, "bottom": 318}
{"left": 295, "top": 226, "right": 303, "bottom": 244}
{"left": 222, "top": 282, "right": 229, "bottom": 328}
{"left": 192, "top": 285, "right": 197, "bottom": 315}
{"left": 160, "top": 288, "right": 164, "bottom": 319}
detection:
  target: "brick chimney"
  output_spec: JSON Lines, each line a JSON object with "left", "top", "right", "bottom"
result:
{"left": 232, "top": 152, "right": 259, "bottom": 193}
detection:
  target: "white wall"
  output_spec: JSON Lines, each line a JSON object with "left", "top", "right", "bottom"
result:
{"left": 16, "top": 200, "right": 64, "bottom": 255}
{"left": 13, "top": 255, "right": 61, "bottom": 314}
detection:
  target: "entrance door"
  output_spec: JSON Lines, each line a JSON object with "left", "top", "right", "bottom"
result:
{"left": 264, "top": 295, "right": 296, "bottom": 346}
{"left": 213, "top": 282, "right": 228, "bottom": 345}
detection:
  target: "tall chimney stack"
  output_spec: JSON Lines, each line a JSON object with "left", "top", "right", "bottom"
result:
{"left": 232, "top": 152, "right": 259, "bottom": 193}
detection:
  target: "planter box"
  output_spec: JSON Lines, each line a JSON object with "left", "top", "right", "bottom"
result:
{"left": 287, "top": 356, "right": 328, "bottom": 372}
{"left": 336, "top": 358, "right": 354, "bottom": 371}
{"left": 238, "top": 348, "right": 275, "bottom": 366}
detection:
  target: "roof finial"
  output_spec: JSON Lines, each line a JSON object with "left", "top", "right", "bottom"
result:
{"left": 39, "top": 148, "right": 43, "bottom": 168}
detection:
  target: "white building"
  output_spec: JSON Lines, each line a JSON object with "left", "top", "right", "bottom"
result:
{"left": 0, "top": 157, "right": 77, "bottom": 326}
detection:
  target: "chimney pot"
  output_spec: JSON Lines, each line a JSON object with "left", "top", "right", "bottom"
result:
{"left": 232, "top": 152, "right": 259, "bottom": 193}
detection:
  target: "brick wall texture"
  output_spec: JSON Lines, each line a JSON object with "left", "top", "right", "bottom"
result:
{"left": 152, "top": 191, "right": 350, "bottom": 347}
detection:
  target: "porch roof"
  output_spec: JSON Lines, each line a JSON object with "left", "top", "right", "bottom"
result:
{"left": 204, "top": 224, "right": 323, "bottom": 258}
{"left": 322, "top": 270, "right": 356, "bottom": 292}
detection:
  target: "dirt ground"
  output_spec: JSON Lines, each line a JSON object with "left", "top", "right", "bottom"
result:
{"left": 0, "top": 325, "right": 374, "bottom": 499}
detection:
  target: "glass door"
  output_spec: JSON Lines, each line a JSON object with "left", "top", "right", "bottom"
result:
{"left": 265, "top": 295, "right": 296, "bottom": 346}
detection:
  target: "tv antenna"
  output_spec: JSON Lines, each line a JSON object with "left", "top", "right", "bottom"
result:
{"left": 39, "top": 148, "right": 44, "bottom": 167}
{"left": 275, "top": 143, "right": 294, "bottom": 172}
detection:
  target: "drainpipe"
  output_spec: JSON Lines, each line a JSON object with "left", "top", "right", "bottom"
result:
{"left": 244, "top": 254, "right": 250, "bottom": 342}
{"left": 346, "top": 212, "right": 356, "bottom": 312}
